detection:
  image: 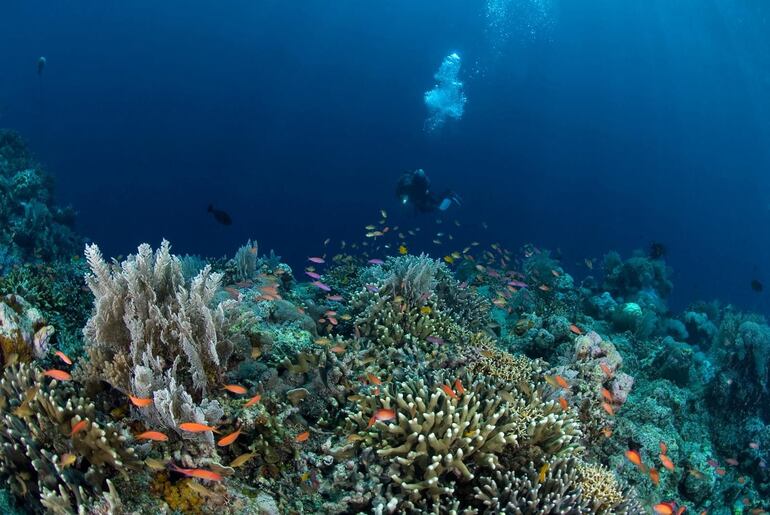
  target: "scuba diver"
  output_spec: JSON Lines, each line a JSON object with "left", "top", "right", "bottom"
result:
{"left": 396, "top": 169, "right": 461, "bottom": 213}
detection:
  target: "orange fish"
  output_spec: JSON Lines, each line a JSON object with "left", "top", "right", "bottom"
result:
{"left": 569, "top": 324, "right": 582, "bottom": 335}
{"left": 70, "top": 419, "right": 88, "bottom": 437}
{"left": 625, "top": 449, "right": 643, "bottom": 467}
{"left": 660, "top": 441, "right": 668, "bottom": 454}
{"left": 367, "top": 373, "right": 382, "bottom": 385}
{"left": 43, "top": 369, "right": 72, "bottom": 381}
{"left": 217, "top": 428, "right": 242, "bottom": 447}
{"left": 170, "top": 464, "right": 222, "bottom": 482}
{"left": 330, "top": 345, "right": 345, "bottom": 354}
{"left": 454, "top": 379, "right": 465, "bottom": 396}
{"left": 554, "top": 375, "right": 569, "bottom": 390}
{"left": 440, "top": 384, "right": 458, "bottom": 400}
{"left": 660, "top": 454, "right": 675, "bottom": 471}
{"left": 129, "top": 395, "right": 153, "bottom": 407}
{"left": 54, "top": 350, "right": 73, "bottom": 365}
{"left": 600, "top": 388, "right": 613, "bottom": 402}
{"left": 223, "top": 384, "right": 248, "bottom": 395}
{"left": 374, "top": 408, "right": 396, "bottom": 422}
{"left": 653, "top": 503, "right": 676, "bottom": 515}
{"left": 602, "top": 402, "right": 615, "bottom": 416}
{"left": 538, "top": 284, "right": 551, "bottom": 291}
{"left": 600, "top": 362, "right": 613, "bottom": 379}
{"left": 715, "top": 467, "right": 726, "bottom": 476}
{"left": 244, "top": 393, "right": 261, "bottom": 407}
{"left": 558, "top": 396, "right": 568, "bottom": 410}
{"left": 179, "top": 422, "right": 219, "bottom": 433}
{"left": 602, "top": 426, "right": 613, "bottom": 438}
{"left": 136, "top": 431, "right": 169, "bottom": 442}
{"left": 650, "top": 467, "right": 660, "bottom": 486}
{"left": 295, "top": 431, "right": 310, "bottom": 442}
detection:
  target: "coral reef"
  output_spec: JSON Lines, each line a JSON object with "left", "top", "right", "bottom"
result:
{"left": 0, "top": 130, "right": 80, "bottom": 272}
{"left": 0, "top": 293, "right": 53, "bottom": 367}
{"left": 77, "top": 240, "right": 236, "bottom": 445}
{"left": 0, "top": 363, "right": 139, "bottom": 513}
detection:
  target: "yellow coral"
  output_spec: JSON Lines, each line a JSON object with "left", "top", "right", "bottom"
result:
{"left": 466, "top": 333, "right": 540, "bottom": 385}
{"left": 575, "top": 461, "right": 625, "bottom": 511}
{"left": 151, "top": 472, "right": 205, "bottom": 514}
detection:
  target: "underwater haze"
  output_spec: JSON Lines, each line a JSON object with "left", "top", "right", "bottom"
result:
{"left": 2, "top": 1, "right": 770, "bottom": 311}
{"left": 2, "top": 2, "right": 770, "bottom": 513}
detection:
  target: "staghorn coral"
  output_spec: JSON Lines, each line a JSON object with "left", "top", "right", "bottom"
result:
{"left": 473, "top": 459, "right": 587, "bottom": 513}
{"left": 0, "top": 363, "right": 139, "bottom": 514}
{"left": 346, "top": 371, "right": 582, "bottom": 505}
{"left": 0, "top": 293, "right": 53, "bottom": 367}
{"left": 77, "top": 240, "right": 235, "bottom": 444}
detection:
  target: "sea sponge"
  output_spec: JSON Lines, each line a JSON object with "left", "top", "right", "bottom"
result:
{"left": 0, "top": 364, "right": 139, "bottom": 513}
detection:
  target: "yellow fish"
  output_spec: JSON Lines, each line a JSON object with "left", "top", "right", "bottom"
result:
{"left": 443, "top": 255, "right": 454, "bottom": 264}
{"left": 399, "top": 245, "right": 408, "bottom": 255}
{"left": 539, "top": 463, "right": 549, "bottom": 482}
{"left": 229, "top": 452, "right": 257, "bottom": 468}
{"left": 60, "top": 453, "right": 77, "bottom": 468}
{"left": 420, "top": 306, "right": 432, "bottom": 315}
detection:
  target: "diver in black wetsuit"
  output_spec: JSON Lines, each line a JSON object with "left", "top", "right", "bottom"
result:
{"left": 396, "top": 169, "right": 461, "bottom": 213}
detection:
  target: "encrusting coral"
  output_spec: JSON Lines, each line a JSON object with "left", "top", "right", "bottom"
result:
{"left": 0, "top": 363, "right": 139, "bottom": 514}
{"left": 76, "top": 240, "right": 237, "bottom": 444}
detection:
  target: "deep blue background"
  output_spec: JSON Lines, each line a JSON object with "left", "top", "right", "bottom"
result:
{"left": 1, "top": 1, "right": 769, "bottom": 312}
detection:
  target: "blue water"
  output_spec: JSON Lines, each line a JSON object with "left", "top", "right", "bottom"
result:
{"left": 2, "top": 0, "right": 770, "bottom": 313}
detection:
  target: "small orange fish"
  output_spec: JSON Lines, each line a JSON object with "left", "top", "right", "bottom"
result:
{"left": 569, "top": 324, "right": 582, "bottom": 335}
{"left": 659, "top": 441, "right": 668, "bottom": 454}
{"left": 600, "top": 362, "right": 613, "bottom": 379}
{"left": 554, "top": 375, "right": 569, "bottom": 390}
{"left": 54, "top": 350, "right": 73, "bottom": 365}
{"left": 373, "top": 408, "right": 396, "bottom": 422}
{"left": 602, "top": 402, "right": 615, "bottom": 416}
{"left": 329, "top": 345, "right": 345, "bottom": 354}
{"left": 625, "top": 449, "right": 643, "bottom": 467}
{"left": 179, "top": 422, "right": 219, "bottom": 433}
{"left": 295, "top": 431, "right": 310, "bottom": 442}
{"left": 244, "top": 393, "right": 261, "bottom": 407}
{"left": 217, "top": 428, "right": 242, "bottom": 447}
{"left": 558, "top": 396, "right": 568, "bottom": 410}
{"left": 367, "top": 373, "right": 382, "bottom": 385}
{"left": 136, "top": 431, "right": 169, "bottom": 442}
{"left": 600, "top": 388, "right": 613, "bottom": 402}
{"left": 129, "top": 395, "right": 153, "bottom": 408}
{"left": 725, "top": 458, "right": 739, "bottom": 466}
{"left": 650, "top": 467, "right": 660, "bottom": 486}
{"left": 653, "top": 503, "right": 675, "bottom": 515}
{"left": 43, "top": 369, "right": 72, "bottom": 381}
{"left": 170, "top": 464, "right": 222, "bottom": 482}
{"left": 538, "top": 284, "right": 551, "bottom": 292}
{"left": 660, "top": 454, "right": 675, "bottom": 471}
{"left": 441, "top": 384, "right": 458, "bottom": 400}
{"left": 602, "top": 426, "right": 613, "bottom": 438}
{"left": 551, "top": 269, "right": 561, "bottom": 277}
{"left": 715, "top": 467, "right": 726, "bottom": 476}
{"left": 223, "top": 384, "right": 248, "bottom": 395}
{"left": 454, "top": 379, "right": 465, "bottom": 396}
{"left": 70, "top": 419, "right": 88, "bottom": 437}
{"left": 366, "top": 415, "right": 377, "bottom": 429}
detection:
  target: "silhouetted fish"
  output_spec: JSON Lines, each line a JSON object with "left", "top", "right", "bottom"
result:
{"left": 649, "top": 241, "right": 666, "bottom": 259}
{"left": 751, "top": 279, "right": 763, "bottom": 292}
{"left": 208, "top": 204, "right": 232, "bottom": 225}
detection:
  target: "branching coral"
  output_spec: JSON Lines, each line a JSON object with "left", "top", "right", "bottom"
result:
{"left": 464, "top": 332, "right": 542, "bottom": 386}
{"left": 0, "top": 364, "right": 139, "bottom": 514}
{"left": 77, "top": 240, "right": 235, "bottom": 443}
{"left": 346, "top": 371, "right": 582, "bottom": 505}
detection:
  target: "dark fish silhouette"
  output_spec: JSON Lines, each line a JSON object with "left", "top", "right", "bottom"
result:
{"left": 751, "top": 279, "right": 763, "bottom": 292}
{"left": 37, "top": 57, "right": 46, "bottom": 75}
{"left": 649, "top": 242, "right": 666, "bottom": 259}
{"left": 208, "top": 204, "right": 232, "bottom": 225}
